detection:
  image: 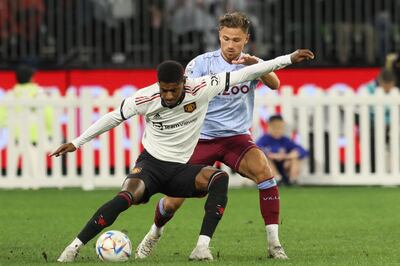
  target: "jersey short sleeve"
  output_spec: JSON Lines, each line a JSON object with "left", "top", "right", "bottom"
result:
{"left": 185, "top": 55, "right": 206, "bottom": 78}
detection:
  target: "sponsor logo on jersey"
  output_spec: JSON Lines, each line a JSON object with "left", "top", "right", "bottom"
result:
{"left": 183, "top": 102, "right": 197, "bottom": 113}
{"left": 131, "top": 167, "right": 142, "bottom": 174}
{"left": 218, "top": 84, "right": 250, "bottom": 96}
{"left": 151, "top": 118, "right": 198, "bottom": 130}
{"left": 152, "top": 121, "right": 164, "bottom": 130}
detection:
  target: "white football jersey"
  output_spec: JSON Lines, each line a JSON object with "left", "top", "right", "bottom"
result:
{"left": 71, "top": 54, "right": 292, "bottom": 163}
{"left": 120, "top": 73, "right": 229, "bottom": 163}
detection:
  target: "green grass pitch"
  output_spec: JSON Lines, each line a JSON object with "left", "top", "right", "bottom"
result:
{"left": 1, "top": 186, "right": 399, "bottom": 265}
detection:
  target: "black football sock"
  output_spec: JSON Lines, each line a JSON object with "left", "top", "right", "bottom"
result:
{"left": 77, "top": 191, "right": 133, "bottom": 244}
{"left": 199, "top": 171, "right": 229, "bottom": 238}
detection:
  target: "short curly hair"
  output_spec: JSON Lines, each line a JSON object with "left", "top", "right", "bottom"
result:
{"left": 157, "top": 60, "right": 185, "bottom": 83}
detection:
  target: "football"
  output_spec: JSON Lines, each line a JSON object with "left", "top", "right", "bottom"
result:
{"left": 95, "top": 230, "right": 132, "bottom": 262}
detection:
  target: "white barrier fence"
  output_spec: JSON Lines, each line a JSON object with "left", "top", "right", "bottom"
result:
{"left": 254, "top": 86, "right": 400, "bottom": 185}
{"left": 0, "top": 86, "right": 399, "bottom": 189}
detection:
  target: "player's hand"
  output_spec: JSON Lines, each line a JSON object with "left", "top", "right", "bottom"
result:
{"left": 232, "top": 54, "right": 260, "bottom": 65}
{"left": 290, "top": 49, "right": 315, "bottom": 63}
{"left": 286, "top": 150, "right": 300, "bottom": 160}
{"left": 49, "top": 143, "right": 77, "bottom": 157}
{"left": 268, "top": 152, "right": 284, "bottom": 161}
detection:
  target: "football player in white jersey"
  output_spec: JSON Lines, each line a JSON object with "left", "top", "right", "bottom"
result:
{"left": 52, "top": 50, "right": 313, "bottom": 262}
{"left": 137, "top": 12, "right": 296, "bottom": 260}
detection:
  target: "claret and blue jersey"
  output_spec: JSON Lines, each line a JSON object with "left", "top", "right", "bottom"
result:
{"left": 185, "top": 49, "right": 259, "bottom": 139}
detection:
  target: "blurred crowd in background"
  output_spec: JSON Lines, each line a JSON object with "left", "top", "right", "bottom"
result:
{"left": 0, "top": 0, "right": 399, "bottom": 69}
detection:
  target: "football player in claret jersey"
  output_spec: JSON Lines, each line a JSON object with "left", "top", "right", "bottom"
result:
{"left": 52, "top": 50, "right": 313, "bottom": 262}
{"left": 136, "top": 12, "right": 296, "bottom": 260}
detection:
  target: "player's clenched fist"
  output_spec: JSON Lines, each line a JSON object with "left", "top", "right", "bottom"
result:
{"left": 50, "top": 143, "right": 77, "bottom": 157}
{"left": 290, "top": 49, "right": 315, "bottom": 63}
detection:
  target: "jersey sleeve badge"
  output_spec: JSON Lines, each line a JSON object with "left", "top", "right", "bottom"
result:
{"left": 185, "top": 59, "right": 196, "bottom": 75}
{"left": 210, "top": 75, "right": 219, "bottom": 86}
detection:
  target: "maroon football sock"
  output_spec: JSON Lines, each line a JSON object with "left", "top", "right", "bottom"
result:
{"left": 154, "top": 198, "right": 174, "bottom": 228}
{"left": 258, "top": 181, "right": 280, "bottom": 225}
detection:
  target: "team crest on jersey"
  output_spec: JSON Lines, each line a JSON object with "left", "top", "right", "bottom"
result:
{"left": 131, "top": 167, "right": 142, "bottom": 174}
{"left": 184, "top": 102, "right": 197, "bottom": 113}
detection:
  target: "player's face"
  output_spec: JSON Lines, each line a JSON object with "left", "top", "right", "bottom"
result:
{"left": 269, "top": 120, "right": 285, "bottom": 138}
{"left": 159, "top": 81, "right": 185, "bottom": 108}
{"left": 219, "top": 27, "right": 249, "bottom": 63}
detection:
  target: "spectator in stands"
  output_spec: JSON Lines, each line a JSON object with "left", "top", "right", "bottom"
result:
{"left": 385, "top": 52, "right": 400, "bottom": 88}
{"left": 375, "top": 11, "right": 392, "bottom": 65}
{"left": 359, "top": 67, "right": 397, "bottom": 126}
{"left": 358, "top": 68, "right": 396, "bottom": 172}
{"left": 256, "top": 115, "right": 308, "bottom": 186}
{"left": 0, "top": 65, "right": 53, "bottom": 178}
{"left": 0, "top": 0, "right": 45, "bottom": 52}
{"left": 148, "top": 0, "right": 169, "bottom": 62}
{"left": 168, "top": 0, "right": 214, "bottom": 64}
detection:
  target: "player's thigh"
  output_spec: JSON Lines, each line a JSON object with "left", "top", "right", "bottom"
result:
{"left": 161, "top": 164, "right": 205, "bottom": 198}
{"left": 126, "top": 153, "right": 165, "bottom": 204}
{"left": 162, "top": 164, "right": 226, "bottom": 198}
{"left": 221, "top": 134, "right": 257, "bottom": 172}
{"left": 188, "top": 140, "right": 221, "bottom": 165}
{"left": 237, "top": 147, "right": 273, "bottom": 182}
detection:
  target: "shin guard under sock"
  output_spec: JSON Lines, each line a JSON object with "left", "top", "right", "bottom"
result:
{"left": 77, "top": 191, "right": 133, "bottom": 244}
{"left": 199, "top": 171, "right": 229, "bottom": 237}
{"left": 258, "top": 178, "right": 280, "bottom": 225}
{"left": 154, "top": 198, "right": 174, "bottom": 228}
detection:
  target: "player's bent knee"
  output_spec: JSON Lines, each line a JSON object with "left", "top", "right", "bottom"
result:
{"left": 122, "top": 175, "right": 146, "bottom": 204}
{"left": 251, "top": 165, "right": 274, "bottom": 183}
{"left": 208, "top": 170, "right": 229, "bottom": 191}
{"left": 163, "top": 197, "right": 185, "bottom": 213}
{"left": 195, "top": 169, "right": 228, "bottom": 196}
{"left": 195, "top": 167, "right": 218, "bottom": 191}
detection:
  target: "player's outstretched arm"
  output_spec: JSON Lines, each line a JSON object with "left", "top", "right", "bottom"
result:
{"left": 232, "top": 53, "right": 280, "bottom": 89}
{"left": 50, "top": 109, "right": 127, "bottom": 157}
{"left": 229, "top": 49, "right": 314, "bottom": 86}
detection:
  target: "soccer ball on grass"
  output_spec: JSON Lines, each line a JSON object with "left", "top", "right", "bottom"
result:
{"left": 95, "top": 230, "right": 132, "bottom": 262}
